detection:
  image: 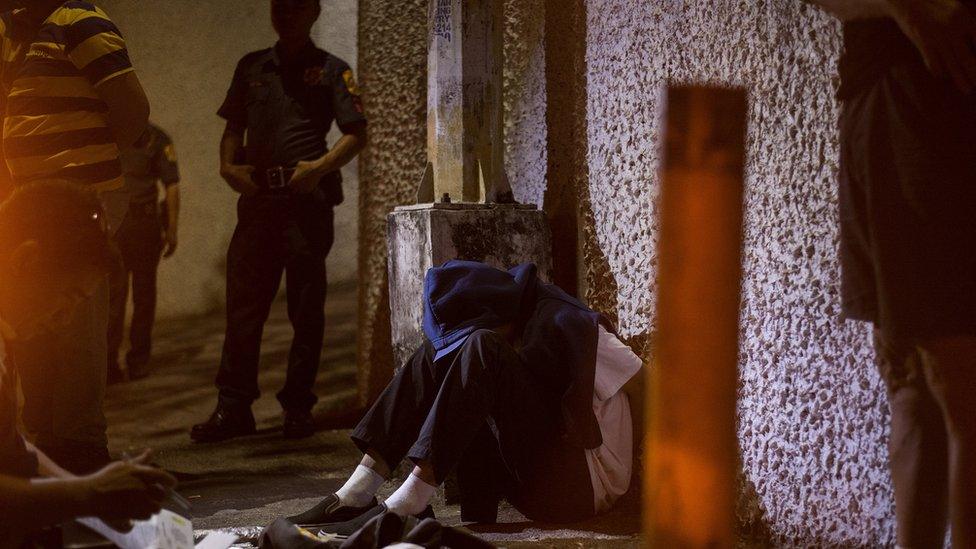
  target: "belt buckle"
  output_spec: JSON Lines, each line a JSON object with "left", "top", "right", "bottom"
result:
{"left": 266, "top": 166, "right": 288, "bottom": 189}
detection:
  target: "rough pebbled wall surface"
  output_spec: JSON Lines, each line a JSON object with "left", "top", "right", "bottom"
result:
{"left": 356, "top": 0, "right": 428, "bottom": 402}
{"left": 581, "top": 1, "right": 893, "bottom": 545}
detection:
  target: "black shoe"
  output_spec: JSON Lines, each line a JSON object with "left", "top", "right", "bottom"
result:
{"left": 128, "top": 362, "right": 151, "bottom": 381}
{"left": 287, "top": 493, "right": 378, "bottom": 526}
{"left": 107, "top": 366, "right": 126, "bottom": 385}
{"left": 307, "top": 503, "right": 435, "bottom": 537}
{"left": 283, "top": 409, "right": 315, "bottom": 439}
{"left": 190, "top": 404, "right": 256, "bottom": 443}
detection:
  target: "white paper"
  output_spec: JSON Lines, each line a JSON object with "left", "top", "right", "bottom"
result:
{"left": 79, "top": 510, "right": 236, "bottom": 549}
{"left": 194, "top": 531, "right": 238, "bottom": 549}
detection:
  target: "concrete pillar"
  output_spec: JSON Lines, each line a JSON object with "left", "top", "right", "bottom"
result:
{"left": 387, "top": 204, "right": 552, "bottom": 368}
{"left": 426, "top": 0, "right": 508, "bottom": 203}
{"left": 385, "top": 0, "right": 552, "bottom": 370}
{"left": 646, "top": 86, "right": 747, "bottom": 547}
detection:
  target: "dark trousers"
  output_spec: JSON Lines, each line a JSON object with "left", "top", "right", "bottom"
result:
{"left": 108, "top": 202, "right": 162, "bottom": 371}
{"left": 8, "top": 279, "right": 110, "bottom": 473}
{"left": 216, "top": 192, "right": 335, "bottom": 412}
{"left": 351, "top": 329, "right": 595, "bottom": 524}
{"left": 875, "top": 331, "right": 951, "bottom": 548}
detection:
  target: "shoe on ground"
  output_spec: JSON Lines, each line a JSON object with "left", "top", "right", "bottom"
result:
{"left": 190, "top": 404, "right": 256, "bottom": 443}
{"left": 306, "top": 503, "right": 435, "bottom": 537}
{"left": 283, "top": 409, "right": 315, "bottom": 439}
{"left": 286, "top": 493, "right": 378, "bottom": 526}
{"left": 127, "top": 362, "right": 151, "bottom": 381}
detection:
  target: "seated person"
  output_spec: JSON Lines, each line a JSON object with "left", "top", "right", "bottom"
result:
{"left": 289, "top": 260, "right": 645, "bottom": 533}
{"left": 0, "top": 183, "right": 177, "bottom": 547}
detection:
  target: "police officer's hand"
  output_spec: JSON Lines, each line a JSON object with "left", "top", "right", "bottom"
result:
{"left": 220, "top": 164, "right": 259, "bottom": 196}
{"left": 75, "top": 458, "right": 177, "bottom": 523}
{"left": 288, "top": 160, "right": 324, "bottom": 194}
{"left": 162, "top": 226, "right": 178, "bottom": 258}
{"left": 887, "top": 0, "right": 976, "bottom": 93}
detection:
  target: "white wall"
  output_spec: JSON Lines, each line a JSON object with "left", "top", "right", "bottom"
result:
{"left": 99, "top": 0, "right": 360, "bottom": 319}
{"left": 584, "top": 2, "right": 892, "bottom": 544}
{"left": 499, "top": 0, "right": 894, "bottom": 545}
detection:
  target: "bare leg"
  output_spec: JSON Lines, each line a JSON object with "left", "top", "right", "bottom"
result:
{"left": 918, "top": 335, "right": 976, "bottom": 548}
{"left": 361, "top": 450, "right": 392, "bottom": 479}
{"left": 411, "top": 460, "right": 436, "bottom": 486}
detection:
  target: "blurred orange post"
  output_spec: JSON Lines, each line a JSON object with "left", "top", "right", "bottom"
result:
{"left": 646, "top": 85, "right": 748, "bottom": 547}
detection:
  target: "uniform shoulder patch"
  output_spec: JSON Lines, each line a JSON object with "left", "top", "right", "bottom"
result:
{"left": 342, "top": 68, "right": 360, "bottom": 96}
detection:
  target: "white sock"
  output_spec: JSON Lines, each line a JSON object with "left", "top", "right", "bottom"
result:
{"left": 336, "top": 464, "right": 386, "bottom": 508}
{"left": 384, "top": 473, "right": 436, "bottom": 517}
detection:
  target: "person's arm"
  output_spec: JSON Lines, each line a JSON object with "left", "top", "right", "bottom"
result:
{"left": 64, "top": 10, "right": 148, "bottom": 147}
{"left": 219, "top": 123, "right": 258, "bottom": 196}
{"left": 95, "top": 72, "right": 150, "bottom": 149}
{"left": 153, "top": 134, "right": 182, "bottom": 257}
{"left": 808, "top": 0, "right": 976, "bottom": 93}
{"left": 288, "top": 122, "right": 367, "bottom": 193}
{"left": 0, "top": 474, "right": 90, "bottom": 542}
{"left": 163, "top": 184, "right": 180, "bottom": 257}
{"left": 621, "top": 365, "right": 647, "bottom": 454}
{"left": 289, "top": 63, "right": 368, "bottom": 193}
{"left": 0, "top": 459, "right": 176, "bottom": 541}
{"left": 25, "top": 441, "right": 73, "bottom": 479}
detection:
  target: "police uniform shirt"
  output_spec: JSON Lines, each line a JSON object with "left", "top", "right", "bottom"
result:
{"left": 217, "top": 41, "right": 366, "bottom": 204}
{"left": 121, "top": 123, "right": 180, "bottom": 205}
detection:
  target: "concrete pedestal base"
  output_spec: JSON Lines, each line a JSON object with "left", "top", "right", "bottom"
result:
{"left": 387, "top": 203, "right": 553, "bottom": 367}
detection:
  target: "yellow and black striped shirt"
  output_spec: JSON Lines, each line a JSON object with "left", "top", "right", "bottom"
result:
{"left": 0, "top": 2, "right": 134, "bottom": 192}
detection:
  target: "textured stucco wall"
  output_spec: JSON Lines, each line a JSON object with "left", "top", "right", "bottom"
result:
{"left": 356, "top": 0, "right": 428, "bottom": 402}
{"left": 580, "top": 1, "right": 892, "bottom": 545}
{"left": 98, "top": 0, "right": 360, "bottom": 319}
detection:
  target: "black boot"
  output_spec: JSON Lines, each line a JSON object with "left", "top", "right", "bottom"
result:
{"left": 283, "top": 409, "right": 315, "bottom": 439}
{"left": 190, "top": 403, "right": 256, "bottom": 443}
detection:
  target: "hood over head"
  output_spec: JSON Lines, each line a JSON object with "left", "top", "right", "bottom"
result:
{"left": 422, "top": 260, "right": 537, "bottom": 359}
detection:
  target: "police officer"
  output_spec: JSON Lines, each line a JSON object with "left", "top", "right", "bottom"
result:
{"left": 191, "top": 0, "right": 367, "bottom": 442}
{"left": 108, "top": 123, "right": 181, "bottom": 383}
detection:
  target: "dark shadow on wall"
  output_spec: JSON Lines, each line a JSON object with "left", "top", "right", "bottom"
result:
{"left": 542, "top": 0, "right": 583, "bottom": 298}
{"left": 542, "top": 0, "right": 621, "bottom": 330}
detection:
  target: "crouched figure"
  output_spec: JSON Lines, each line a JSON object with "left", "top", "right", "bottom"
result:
{"left": 287, "top": 260, "right": 645, "bottom": 534}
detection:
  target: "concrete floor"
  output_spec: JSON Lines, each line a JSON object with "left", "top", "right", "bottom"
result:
{"left": 103, "top": 282, "right": 641, "bottom": 547}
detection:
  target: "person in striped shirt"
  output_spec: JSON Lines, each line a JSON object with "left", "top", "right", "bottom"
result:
{"left": 0, "top": 0, "right": 149, "bottom": 474}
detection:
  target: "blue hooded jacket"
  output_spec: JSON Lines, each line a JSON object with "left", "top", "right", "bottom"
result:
{"left": 422, "top": 260, "right": 608, "bottom": 450}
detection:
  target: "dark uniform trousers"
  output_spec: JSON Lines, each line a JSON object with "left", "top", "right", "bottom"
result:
{"left": 108, "top": 202, "right": 163, "bottom": 371}
{"left": 216, "top": 188, "right": 334, "bottom": 413}
{"left": 351, "top": 329, "right": 595, "bottom": 524}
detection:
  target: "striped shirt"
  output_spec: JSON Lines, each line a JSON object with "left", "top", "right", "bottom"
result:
{"left": 0, "top": 2, "right": 135, "bottom": 192}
